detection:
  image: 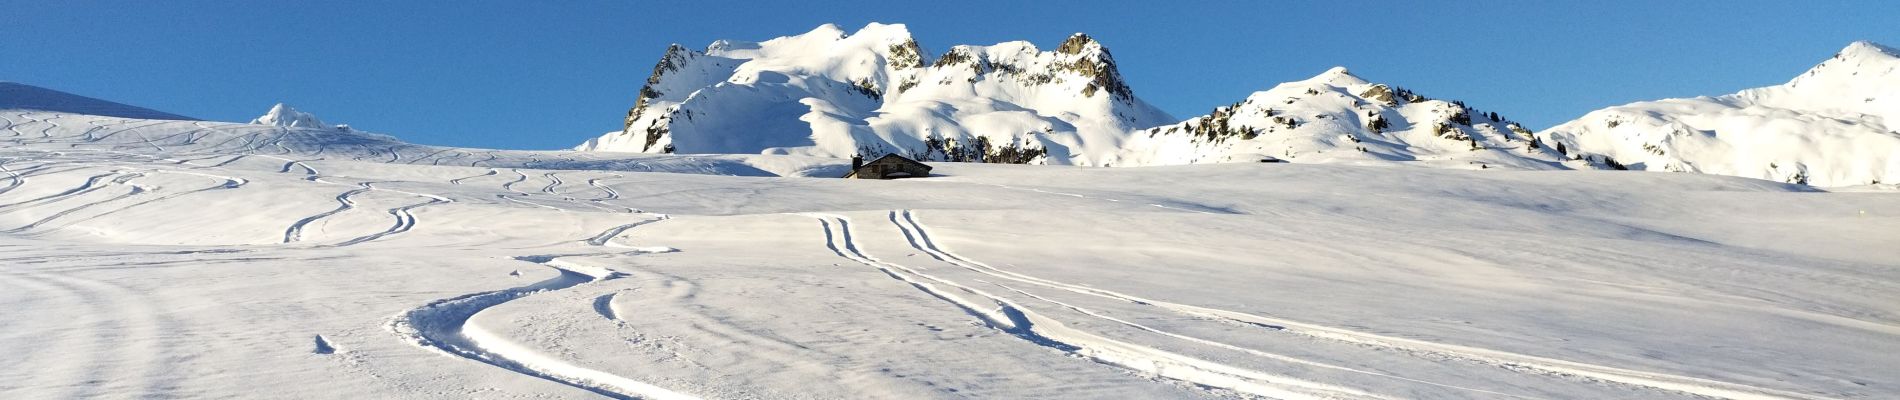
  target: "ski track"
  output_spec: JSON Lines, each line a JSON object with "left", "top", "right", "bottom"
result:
{"left": 0, "top": 171, "right": 124, "bottom": 213}
{"left": 0, "top": 158, "right": 26, "bottom": 195}
{"left": 502, "top": 169, "right": 530, "bottom": 194}
{"left": 3, "top": 180, "right": 148, "bottom": 234}
{"left": 593, "top": 292, "right": 627, "bottom": 323}
{"left": 808, "top": 213, "right": 1383, "bottom": 400}
{"left": 324, "top": 186, "right": 449, "bottom": 247}
{"left": 0, "top": 267, "right": 176, "bottom": 397}
{"left": 583, "top": 216, "right": 670, "bottom": 247}
{"left": 283, "top": 184, "right": 372, "bottom": 243}
{"left": 385, "top": 256, "right": 699, "bottom": 400}
{"left": 56, "top": 173, "right": 245, "bottom": 228}
{"left": 542, "top": 172, "right": 563, "bottom": 195}
{"left": 893, "top": 209, "right": 1833, "bottom": 400}
{"left": 449, "top": 169, "right": 499, "bottom": 185}
{"left": 587, "top": 177, "right": 621, "bottom": 200}
{"left": 499, "top": 194, "right": 567, "bottom": 212}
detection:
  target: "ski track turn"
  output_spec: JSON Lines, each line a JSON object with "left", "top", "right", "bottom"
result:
{"left": 385, "top": 256, "right": 699, "bottom": 400}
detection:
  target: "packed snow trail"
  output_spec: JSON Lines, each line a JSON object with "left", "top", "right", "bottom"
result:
{"left": 386, "top": 256, "right": 699, "bottom": 400}
{"left": 810, "top": 213, "right": 1385, "bottom": 400}
{"left": 894, "top": 209, "right": 1836, "bottom": 400}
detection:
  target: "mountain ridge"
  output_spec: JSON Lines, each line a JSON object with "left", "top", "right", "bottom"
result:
{"left": 1539, "top": 40, "right": 1899, "bottom": 186}
{"left": 578, "top": 22, "right": 1175, "bottom": 166}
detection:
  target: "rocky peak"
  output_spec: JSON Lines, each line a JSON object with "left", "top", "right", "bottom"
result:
{"left": 1049, "top": 32, "right": 1133, "bottom": 101}
{"left": 1055, "top": 33, "right": 1099, "bottom": 55}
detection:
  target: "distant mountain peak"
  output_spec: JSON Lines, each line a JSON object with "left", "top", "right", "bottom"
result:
{"left": 807, "top": 23, "right": 847, "bottom": 39}
{"left": 1840, "top": 40, "right": 1899, "bottom": 60}
{"left": 250, "top": 103, "right": 334, "bottom": 130}
{"left": 1302, "top": 66, "right": 1368, "bottom": 86}
{"left": 1119, "top": 67, "right": 1563, "bottom": 168}
{"left": 1540, "top": 40, "right": 1900, "bottom": 186}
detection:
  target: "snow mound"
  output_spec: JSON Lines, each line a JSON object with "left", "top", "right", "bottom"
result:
{"left": 251, "top": 103, "right": 336, "bottom": 130}
{"left": 0, "top": 82, "right": 195, "bottom": 120}
{"left": 1539, "top": 40, "right": 1900, "bottom": 186}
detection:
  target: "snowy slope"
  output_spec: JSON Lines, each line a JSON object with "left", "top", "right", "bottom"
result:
{"left": 1116, "top": 67, "right": 1574, "bottom": 169}
{"left": 0, "top": 81, "right": 195, "bottom": 120}
{"left": 3, "top": 89, "right": 1899, "bottom": 399}
{"left": 0, "top": 86, "right": 846, "bottom": 178}
{"left": 578, "top": 23, "right": 1175, "bottom": 166}
{"left": 251, "top": 103, "right": 336, "bottom": 130}
{"left": 1539, "top": 41, "right": 1900, "bottom": 186}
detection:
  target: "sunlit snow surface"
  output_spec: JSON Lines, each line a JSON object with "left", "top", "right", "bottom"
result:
{"left": 1, "top": 109, "right": 1896, "bottom": 399}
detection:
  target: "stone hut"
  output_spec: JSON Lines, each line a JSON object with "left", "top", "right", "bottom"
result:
{"left": 843, "top": 154, "right": 932, "bottom": 179}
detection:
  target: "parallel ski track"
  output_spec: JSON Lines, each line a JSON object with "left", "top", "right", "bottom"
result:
{"left": 892, "top": 209, "right": 1833, "bottom": 400}
{"left": 809, "top": 213, "right": 1382, "bottom": 400}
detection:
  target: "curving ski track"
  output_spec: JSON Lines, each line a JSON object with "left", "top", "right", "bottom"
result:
{"left": 324, "top": 189, "right": 448, "bottom": 247}
{"left": 385, "top": 256, "right": 699, "bottom": 400}
{"left": 283, "top": 184, "right": 372, "bottom": 243}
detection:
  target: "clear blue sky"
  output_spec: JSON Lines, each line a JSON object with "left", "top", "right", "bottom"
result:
{"left": 5, "top": 1, "right": 1895, "bottom": 150}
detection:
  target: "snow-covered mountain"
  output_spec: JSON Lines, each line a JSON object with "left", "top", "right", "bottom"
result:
{"left": 1538, "top": 41, "right": 1900, "bottom": 186}
{"left": 0, "top": 81, "right": 194, "bottom": 120}
{"left": 1115, "top": 67, "right": 1571, "bottom": 169}
{"left": 578, "top": 23, "right": 1176, "bottom": 166}
{"left": 580, "top": 23, "right": 1581, "bottom": 170}
{"left": 251, "top": 103, "right": 337, "bottom": 130}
